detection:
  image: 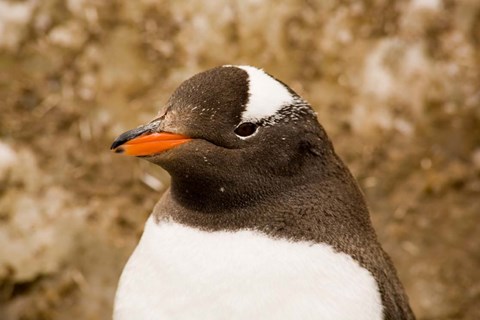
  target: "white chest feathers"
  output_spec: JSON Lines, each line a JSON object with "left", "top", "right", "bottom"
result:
{"left": 114, "top": 216, "right": 383, "bottom": 320}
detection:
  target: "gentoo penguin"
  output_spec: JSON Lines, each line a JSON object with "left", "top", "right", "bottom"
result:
{"left": 111, "top": 65, "right": 414, "bottom": 320}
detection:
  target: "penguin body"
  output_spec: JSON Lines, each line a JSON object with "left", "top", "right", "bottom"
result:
{"left": 111, "top": 66, "right": 414, "bottom": 320}
{"left": 114, "top": 215, "right": 382, "bottom": 320}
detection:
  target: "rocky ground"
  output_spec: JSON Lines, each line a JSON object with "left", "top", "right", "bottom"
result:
{"left": 0, "top": 0, "right": 479, "bottom": 319}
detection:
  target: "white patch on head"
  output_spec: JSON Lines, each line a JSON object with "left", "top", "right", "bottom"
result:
{"left": 234, "top": 66, "right": 296, "bottom": 123}
{"left": 114, "top": 216, "right": 384, "bottom": 320}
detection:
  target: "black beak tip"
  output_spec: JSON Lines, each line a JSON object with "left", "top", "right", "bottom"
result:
{"left": 110, "top": 124, "right": 154, "bottom": 151}
{"left": 110, "top": 138, "right": 125, "bottom": 150}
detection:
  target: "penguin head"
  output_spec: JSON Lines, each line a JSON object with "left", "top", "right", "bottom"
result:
{"left": 111, "top": 66, "right": 336, "bottom": 207}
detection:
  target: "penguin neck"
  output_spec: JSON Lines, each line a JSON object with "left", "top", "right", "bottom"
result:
{"left": 168, "top": 168, "right": 304, "bottom": 213}
{"left": 159, "top": 152, "right": 373, "bottom": 234}
{"left": 158, "top": 160, "right": 374, "bottom": 242}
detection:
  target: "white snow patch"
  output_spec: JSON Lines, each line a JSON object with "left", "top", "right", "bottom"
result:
{"left": 48, "top": 21, "right": 87, "bottom": 49}
{"left": 362, "top": 41, "right": 395, "bottom": 99}
{"left": 0, "top": 146, "right": 88, "bottom": 282}
{"left": 140, "top": 172, "right": 164, "bottom": 191}
{"left": 410, "top": 0, "right": 441, "bottom": 11}
{"left": 0, "top": 0, "right": 36, "bottom": 50}
{"left": 403, "top": 44, "right": 428, "bottom": 76}
{"left": 0, "top": 141, "right": 17, "bottom": 178}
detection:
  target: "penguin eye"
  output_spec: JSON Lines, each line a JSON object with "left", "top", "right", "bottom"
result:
{"left": 234, "top": 122, "right": 258, "bottom": 137}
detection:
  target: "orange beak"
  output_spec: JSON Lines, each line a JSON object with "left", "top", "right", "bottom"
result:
{"left": 111, "top": 127, "right": 191, "bottom": 157}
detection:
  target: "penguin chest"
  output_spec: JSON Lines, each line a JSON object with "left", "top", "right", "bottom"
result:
{"left": 114, "top": 216, "right": 383, "bottom": 320}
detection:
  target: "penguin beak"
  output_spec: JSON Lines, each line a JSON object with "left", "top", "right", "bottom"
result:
{"left": 110, "top": 121, "right": 191, "bottom": 157}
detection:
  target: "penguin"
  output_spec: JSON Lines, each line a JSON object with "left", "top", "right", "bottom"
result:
{"left": 111, "top": 65, "right": 414, "bottom": 320}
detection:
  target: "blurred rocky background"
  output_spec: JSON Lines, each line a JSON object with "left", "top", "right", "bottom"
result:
{"left": 0, "top": 0, "right": 479, "bottom": 319}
